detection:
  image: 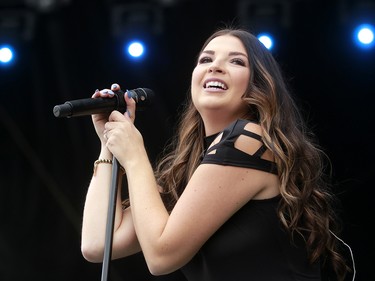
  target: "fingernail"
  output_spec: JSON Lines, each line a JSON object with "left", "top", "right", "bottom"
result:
{"left": 126, "top": 90, "right": 133, "bottom": 99}
{"left": 95, "top": 89, "right": 99, "bottom": 93}
{"left": 102, "top": 90, "right": 114, "bottom": 95}
{"left": 111, "top": 83, "right": 119, "bottom": 90}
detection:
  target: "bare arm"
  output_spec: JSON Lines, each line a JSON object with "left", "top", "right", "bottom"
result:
{"left": 81, "top": 86, "right": 141, "bottom": 262}
{"left": 81, "top": 144, "right": 142, "bottom": 262}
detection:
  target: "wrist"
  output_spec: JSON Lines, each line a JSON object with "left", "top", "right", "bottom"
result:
{"left": 121, "top": 146, "right": 149, "bottom": 172}
{"left": 93, "top": 159, "right": 125, "bottom": 176}
{"left": 99, "top": 145, "right": 112, "bottom": 159}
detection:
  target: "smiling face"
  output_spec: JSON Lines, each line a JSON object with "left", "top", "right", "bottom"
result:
{"left": 191, "top": 35, "right": 251, "bottom": 127}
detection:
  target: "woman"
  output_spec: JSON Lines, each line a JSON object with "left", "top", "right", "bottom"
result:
{"left": 81, "top": 28, "right": 350, "bottom": 280}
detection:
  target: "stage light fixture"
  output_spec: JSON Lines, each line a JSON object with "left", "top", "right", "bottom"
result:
{"left": 237, "top": 0, "right": 291, "bottom": 52}
{"left": 110, "top": 3, "right": 163, "bottom": 63}
{"left": 339, "top": 0, "right": 375, "bottom": 50}
{"left": 0, "top": 9, "right": 35, "bottom": 67}
{"left": 25, "top": 0, "right": 71, "bottom": 13}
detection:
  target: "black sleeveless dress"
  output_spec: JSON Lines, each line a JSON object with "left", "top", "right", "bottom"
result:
{"left": 180, "top": 119, "right": 321, "bottom": 281}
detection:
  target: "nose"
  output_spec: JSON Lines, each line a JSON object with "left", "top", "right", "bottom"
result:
{"left": 208, "top": 60, "right": 224, "bottom": 73}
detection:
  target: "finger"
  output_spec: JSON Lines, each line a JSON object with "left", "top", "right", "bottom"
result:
{"left": 92, "top": 88, "right": 115, "bottom": 98}
{"left": 125, "top": 91, "right": 136, "bottom": 121}
{"left": 100, "top": 89, "right": 115, "bottom": 96}
{"left": 108, "top": 110, "right": 127, "bottom": 122}
{"left": 111, "top": 83, "right": 121, "bottom": 91}
{"left": 91, "top": 89, "right": 100, "bottom": 98}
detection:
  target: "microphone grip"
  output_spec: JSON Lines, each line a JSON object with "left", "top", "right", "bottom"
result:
{"left": 53, "top": 91, "right": 126, "bottom": 118}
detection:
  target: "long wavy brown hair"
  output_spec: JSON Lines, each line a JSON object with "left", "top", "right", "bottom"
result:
{"left": 154, "top": 28, "right": 350, "bottom": 280}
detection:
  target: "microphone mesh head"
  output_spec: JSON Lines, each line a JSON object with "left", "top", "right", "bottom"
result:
{"left": 131, "top": 88, "right": 154, "bottom": 109}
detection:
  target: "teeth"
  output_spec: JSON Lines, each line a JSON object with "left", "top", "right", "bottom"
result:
{"left": 205, "top": 81, "right": 227, "bottom": 90}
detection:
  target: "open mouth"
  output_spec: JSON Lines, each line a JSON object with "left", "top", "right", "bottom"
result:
{"left": 204, "top": 80, "right": 228, "bottom": 90}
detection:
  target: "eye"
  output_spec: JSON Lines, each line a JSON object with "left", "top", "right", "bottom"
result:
{"left": 198, "top": 56, "right": 212, "bottom": 64}
{"left": 231, "top": 58, "right": 246, "bottom": 66}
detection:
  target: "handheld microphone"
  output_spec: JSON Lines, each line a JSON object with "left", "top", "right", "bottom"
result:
{"left": 53, "top": 88, "right": 154, "bottom": 118}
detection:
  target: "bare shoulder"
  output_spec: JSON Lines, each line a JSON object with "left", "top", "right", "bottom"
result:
{"left": 244, "top": 121, "right": 263, "bottom": 136}
{"left": 234, "top": 121, "right": 268, "bottom": 158}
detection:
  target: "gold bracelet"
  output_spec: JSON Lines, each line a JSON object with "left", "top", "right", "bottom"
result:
{"left": 93, "top": 159, "right": 125, "bottom": 175}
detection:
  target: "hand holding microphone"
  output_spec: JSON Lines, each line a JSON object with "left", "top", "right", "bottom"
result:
{"left": 53, "top": 85, "right": 154, "bottom": 118}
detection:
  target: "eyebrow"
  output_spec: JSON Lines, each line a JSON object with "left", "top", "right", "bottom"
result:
{"left": 201, "top": 50, "right": 248, "bottom": 58}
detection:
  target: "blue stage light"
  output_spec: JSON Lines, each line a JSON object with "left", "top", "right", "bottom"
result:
{"left": 125, "top": 40, "right": 146, "bottom": 60}
{"left": 257, "top": 33, "right": 274, "bottom": 50}
{"left": 0, "top": 45, "right": 14, "bottom": 65}
{"left": 354, "top": 23, "right": 375, "bottom": 49}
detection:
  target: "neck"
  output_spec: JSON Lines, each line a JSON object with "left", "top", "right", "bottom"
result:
{"left": 201, "top": 111, "right": 240, "bottom": 136}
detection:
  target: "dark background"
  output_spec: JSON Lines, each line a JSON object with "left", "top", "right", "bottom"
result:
{"left": 1, "top": 0, "right": 374, "bottom": 280}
